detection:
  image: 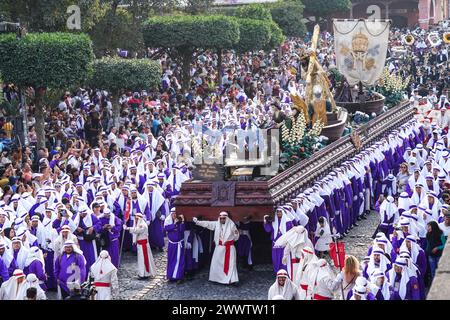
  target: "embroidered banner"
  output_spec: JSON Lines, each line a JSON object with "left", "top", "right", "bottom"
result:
{"left": 333, "top": 19, "right": 390, "bottom": 86}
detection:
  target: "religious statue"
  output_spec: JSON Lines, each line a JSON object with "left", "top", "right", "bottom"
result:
{"left": 308, "top": 84, "right": 332, "bottom": 126}
{"left": 334, "top": 80, "right": 353, "bottom": 103}
{"left": 302, "top": 25, "right": 337, "bottom": 124}
{"left": 290, "top": 93, "right": 309, "bottom": 124}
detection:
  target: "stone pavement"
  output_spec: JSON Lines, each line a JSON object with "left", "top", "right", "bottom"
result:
{"left": 46, "top": 211, "right": 380, "bottom": 300}
{"left": 135, "top": 211, "right": 380, "bottom": 300}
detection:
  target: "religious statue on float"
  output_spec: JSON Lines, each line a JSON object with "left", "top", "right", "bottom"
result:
{"left": 309, "top": 84, "right": 332, "bottom": 126}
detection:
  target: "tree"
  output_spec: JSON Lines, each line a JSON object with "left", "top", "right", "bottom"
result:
{"left": 267, "top": 21, "right": 285, "bottom": 50}
{"left": 270, "top": 1, "right": 307, "bottom": 38}
{"left": 302, "top": 0, "right": 351, "bottom": 23}
{"left": 234, "top": 3, "right": 272, "bottom": 21}
{"left": 234, "top": 4, "right": 285, "bottom": 51}
{"left": 183, "top": 0, "right": 214, "bottom": 14}
{"left": 91, "top": 57, "right": 161, "bottom": 127}
{"left": 234, "top": 18, "right": 272, "bottom": 53}
{"left": 0, "top": 0, "right": 106, "bottom": 32}
{"left": 143, "top": 15, "right": 240, "bottom": 91}
{"left": 89, "top": 7, "right": 143, "bottom": 57}
{"left": 0, "top": 32, "right": 94, "bottom": 148}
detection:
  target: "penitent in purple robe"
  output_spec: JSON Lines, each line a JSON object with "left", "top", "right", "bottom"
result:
{"left": 44, "top": 249, "right": 57, "bottom": 290}
{"left": 0, "top": 258, "right": 9, "bottom": 282}
{"left": 264, "top": 219, "right": 293, "bottom": 273}
{"left": 54, "top": 252, "right": 86, "bottom": 295}
{"left": 24, "top": 259, "right": 47, "bottom": 291}
{"left": 185, "top": 224, "right": 203, "bottom": 272}
{"left": 146, "top": 192, "right": 166, "bottom": 249}
{"left": 75, "top": 215, "right": 102, "bottom": 274}
{"left": 389, "top": 274, "right": 421, "bottom": 300}
{"left": 236, "top": 222, "right": 252, "bottom": 265}
{"left": 164, "top": 221, "right": 185, "bottom": 281}
{"left": 98, "top": 215, "right": 122, "bottom": 268}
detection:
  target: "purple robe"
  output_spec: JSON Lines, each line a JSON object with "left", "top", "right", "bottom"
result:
{"left": 389, "top": 273, "right": 421, "bottom": 300}
{"left": 44, "top": 249, "right": 57, "bottom": 290}
{"left": 0, "top": 258, "right": 9, "bottom": 283}
{"left": 264, "top": 219, "right": 293, "bottom": 273}
{"left": 24, "top": 259, "right": 47, "bottom": 290}
{"left": 98, "top": 215, "right": 122, "bottom": 268}
{"left": 74, "top": 214, "right": 102, "bottom": 274}
{"left": 146, "top": 192, "right": 166, "bottom": 249}
{"left": 184, "top": 224, "right": 202, "bottom": 272}
{"left": 236, "top": 222, "right": 252, "bottom": 265}
{"left": 54, "top": 252, "right": 86, "bottom": 295}
{"left": 164, "top": 222, "right": 185, "bottom": 281}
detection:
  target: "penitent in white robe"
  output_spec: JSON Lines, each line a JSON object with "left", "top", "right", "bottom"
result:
{"left": 195, "top": 218, "right": 239, "bottom": 284}
{"left": 127, "top": 220, "right": 157, "bottom": 278}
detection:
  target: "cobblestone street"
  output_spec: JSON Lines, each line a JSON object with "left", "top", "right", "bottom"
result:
{"left": 127, "top": 211, "right": 379, "bottom": 300}
{"left": 46, "top": 211, "right": 379, "bottom": 300}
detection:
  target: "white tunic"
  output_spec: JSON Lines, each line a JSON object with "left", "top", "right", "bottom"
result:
{"left": 127, "top": 221, "right": 157, "bottom": 278}
{"left": 195, "top": 218, "right": 239, "bottom": 284}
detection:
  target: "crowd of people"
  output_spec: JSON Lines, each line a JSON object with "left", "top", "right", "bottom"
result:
{"left": 267, "top": 112, "right": 450, "bottom": 300}
{"left": 0, "top": 23, "right": 448, "bottom": 300}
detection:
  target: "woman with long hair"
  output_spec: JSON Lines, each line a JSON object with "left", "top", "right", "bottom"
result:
{"left": 335, "top": 255, "right": 361, "bottom": 300}
{"left": 426, "top": 221, "right": 446, "bottom": 281}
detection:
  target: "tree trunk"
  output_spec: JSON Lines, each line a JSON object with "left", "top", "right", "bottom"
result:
{"left": 217, "top": 49, "right": 223, "bottom": 87}
{"left": 106, "top": 0, "right": 121, "bottom": 52}
{"left": 34, "top": 89, "right": 46, "bottom": 150}
{"left": 181, "top": 50, "right": 192, "bottom": 93}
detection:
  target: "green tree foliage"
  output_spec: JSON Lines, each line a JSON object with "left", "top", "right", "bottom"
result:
{"left": 89, "top": 7, "right": 143, "bottom": 57}
{"left": 302, "top": 0, "right": 351, "bottom": 22}
{"left": 91, "top": 57, "right": 161, "bottom": 126}
{"left": 234, "top": 18, "right": 272, "bottom": 53}
{"left": 0, "top": 32, "right": 94, "bottom": 148}
{"left": 267, "top": 21, "right": 285, "bottom": 49}
{"left": 91, "top": 57, "right": 161, "bottom": 93}
{"left": 143, "top": 15, "right": 240, "bottom": 91}
{"left": 233, "top": 4, "right": 285, "bottom": 51}
{"left": 0, "top": 0, "right": 106, "bottom": 32}
{"left": 234, "top": 3, "right": 272, "bottom": 21}
{"left": 270, "top": 1, "right": 307, "bottom": 38}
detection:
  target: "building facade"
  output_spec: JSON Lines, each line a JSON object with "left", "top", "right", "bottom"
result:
{"left": 345, "top": 0, "right": 449, "bottom": 29}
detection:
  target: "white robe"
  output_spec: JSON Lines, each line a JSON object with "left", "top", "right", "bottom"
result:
{"left": 127, "top": 219, "right": 157, "bottom": 278}
{"left": 195, "top": 218, "right": 239, "bottom": 284}
{"left": 89, "top": 259, "right": 119, "bottom": 300}
{"left": 0, "top": 277, "right": 27, "bottom": 300}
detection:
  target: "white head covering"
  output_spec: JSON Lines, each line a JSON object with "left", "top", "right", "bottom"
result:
{"left": 388, "top": 257, "right": 416, "bottom": 300}
{"left": 90, "top": 250, "right": 117, "bottom": 278}
{"left": 371, "top": 268, "right": 390, "bottom": 300}
{"left": 268, "top": 269, "right": 299, "bottom": 300}
{"left": 274, "top": 225, "right": 313, "bottom": 249}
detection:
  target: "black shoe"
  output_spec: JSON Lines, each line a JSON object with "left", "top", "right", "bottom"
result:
{"left": 176, "top": 279, "right": 185, "bottom": 284}
{"left": 353, "top": 223, "right": 359, "bottom": 227}
{"left": 357, "top": 217, "right": 362, "bottom": 221}
{"left": 361, "top": 215, "right": 367, "bottom": 220}
{"left": 138, "top": 276, "right": 149, "bottom": 280}
{"left": 158, "top": 247, "right": 164, "bottom": 252}
{"left": 349, "top": 225, "right": 354, "bottom": 230}
{"left": 231, "top": 282, "right": 240, "bottom": 287}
